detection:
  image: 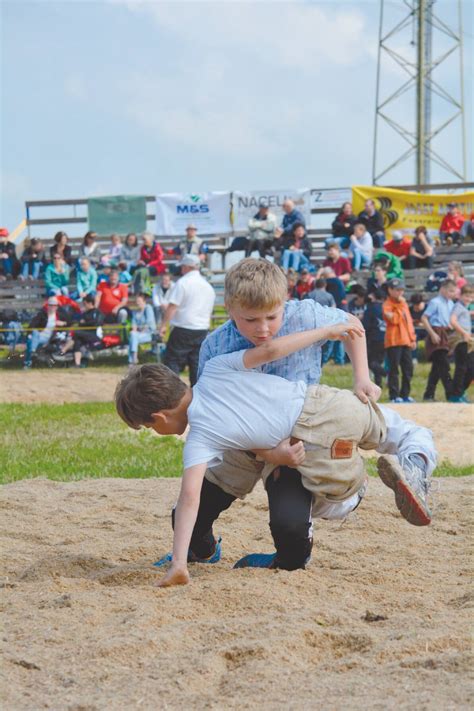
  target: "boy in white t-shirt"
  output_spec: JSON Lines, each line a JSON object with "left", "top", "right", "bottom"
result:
{"left": 116, "top": 319, "right": 434, "bottom": 588}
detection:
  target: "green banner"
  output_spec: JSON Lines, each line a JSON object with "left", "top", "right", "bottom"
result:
{"left": 87, "top": 195, "right": 147, "bottom": 234}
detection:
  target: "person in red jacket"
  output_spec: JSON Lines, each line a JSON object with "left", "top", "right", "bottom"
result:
{"left": 440, "top": 203, "right": 465, "bottom": 245}
{"left": 137, "top": 232, "right": 165, "bottom": 275}
{"left": 384, "top": 231, "right": 411, "bottom": 269}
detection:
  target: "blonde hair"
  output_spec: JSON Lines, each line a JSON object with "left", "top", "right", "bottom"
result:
{"left": 224, "top": 258, "right": 287, "bottom": 310}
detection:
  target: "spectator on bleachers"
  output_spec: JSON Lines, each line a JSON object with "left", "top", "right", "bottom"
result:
{"left": 174, "top": 224, "right": 208, "bottom": 262}
{"left": 128, "top": 293, "right": 157, "bottom": 365}
{"left": 137, "top": 232, "right": 165, "bottom": 275}
{"left": 286, "top": 269, "right": 298, "bottom": 300}
{"left": 460, "top": 212, "right": 474, "bottom": 242}
{"left": 0, "top": 228, "right": 20, "bottom": 280}
{"left": 363, "top": 287, "right": 386, "bottom": 388}
{"left": 118, "top": 261, "right": 133, "bottom": 285}
{"left": 447, "top": 261, "right": 466, "bottom": 298}
{"left": 440, "top": 203, "right": 465, "bottom": 245}
{"left": 305, "top": 277, "right": 336, "bottom": 308}
{"left": 57, "top": 293, "right": 104, "bottom": 367}
{"left": 449, "top": 284, "right": 473, "bottom": 403}
{"left": 75, "top": 257, "right": 98, "bottom": 300}
{"left": 348, "top": 284, "right": 367, "bottom": 320}
{"left": 358, "top": 199, "right": 385, "bottom": 247}
{"left": 275, "top": 199, "right": 306, "bottom": 242}
{"left": 409, "top": 293, "right": 427, "bottom": 362}
{"left": 373, "top": 250, "right": 403, "bottom": 279}
{"left": 50, "top": 231, "right": 73, "bottom": 266}
{"left": 367, "top": 263, "right": 389, "bottom": 297}
{"left": 20, "top": 238, "right": 45, "bottom": 280}
{"left": 295, "top": 267, "right": 315, "bottom": 299}
{"left": 78, "top": 231, "right": 102, "bottom": 268}
{"left": 100, "top": 233, "right": 123, "bottom": 268}
{"left": 407, "top": 225, "right": 434, "bottom": 269}
{"left": 318, "top": 242, "right": 352, "bottom": 284}
{"left": 95, "top": 268, "right": 129, "bottom": 324}
{"left": 120, "top": 233, "right": 140, "bottom": 272}
{"left": 280, "top": 223, "right": 313, "bottom": 273}
{"left": 44, "top": 255, "right": 70, "bottom": 296}
{"left": 319, "top": 266, "right": 347, "bottom": 366}
{"left": 152, "top": 273, "right": 172, "bottom": 325}
{"left": 349, "top": 223, "right": 373, "bottom": 270}
{"left": 246, "top": 202, "right": 277, "bottom": 258}
{"left": 23, "top": 296, "right": 67, "bottom": 369}
{"left": 330, "top": 202, "right": 357, "bottom": 249}
{"left": 421, "top": 278, "right": 457, "bottom": 401}
{"left": 384, "top": 231, "right": 411, "bottom": 269}
{"left": 383, "top": 278, "right": 416, "bottom": 403}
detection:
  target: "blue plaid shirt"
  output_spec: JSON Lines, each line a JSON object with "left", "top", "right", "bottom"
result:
{"left": 198, "top": 300, "right": 348, "bottom": 385}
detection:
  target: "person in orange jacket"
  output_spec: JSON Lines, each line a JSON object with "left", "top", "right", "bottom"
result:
{"left": 383, "top": 278, "right": 417, "bottom": 403}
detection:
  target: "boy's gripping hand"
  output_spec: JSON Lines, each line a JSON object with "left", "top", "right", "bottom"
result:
{"left": 354, "top": 379, "right": 381, "bottom": 404}
{"left": 325, "top": 319, "right": 365, "bottom": 342}
{"left": 156, "top": 564, "right": 190, "bottom": 588}
{"left": 254, "top": 438, "right": 306, "bottom": 467}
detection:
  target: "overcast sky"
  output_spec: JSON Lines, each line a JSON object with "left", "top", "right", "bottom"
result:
{"left": 1, "top": 0, "right": 472, "bottom": 233}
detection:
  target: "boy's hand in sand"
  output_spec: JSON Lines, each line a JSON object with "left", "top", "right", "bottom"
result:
{"left": 156, "top": 564, "right": 190, "bottom": 588}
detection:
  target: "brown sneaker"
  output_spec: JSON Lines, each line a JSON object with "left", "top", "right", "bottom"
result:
{"left": 377, "top": 455, "right": 432, "bottom": 526}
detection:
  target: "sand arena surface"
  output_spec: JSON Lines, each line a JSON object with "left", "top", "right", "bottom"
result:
{"left": 1, "top": 476, "right": 473, "bottom": 710}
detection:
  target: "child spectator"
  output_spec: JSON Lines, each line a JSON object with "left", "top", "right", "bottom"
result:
{"left": 57, "top": 294, "right": 104, "bottom": 367}
{"left": 101, "top": 233, "right": 122, "bottom": 268}
{"left": 295, "top": 268, "right": 315, "bottom": 300}
{"left": 128, "top": 293, "right": 157, "bottom": 365}
{"left": 95, "top": 268, "right": 129, "bottom": 324}
{"left": 20, "top": 238, "right": 45, "bottom": 280}
{"left": 421, "top": 279, "right": 457, "bottom": 401}
{"left": 373, "top": 250, "right": 403, "bottom": 279}
{"left": 49, "top": 231, "right": 73, "bottom": 266}
{"left": 447, "top": 261, "right": 466, "bottom": 298}
{"left": 305, "top": 278, "right": 336, "bottom": 308}
{"left": 44, "top": 255, "right": 70, "bottom": 296}
{"left": 137, "top": 232, "right": 165, "bottom": 275}
{"left": 280, "top": 223, "right": 313, "bottom": 273}
{"left": 120, "top": 233, "right": 140, "bottom": 272}
{"left": 407, "top": 226, "right": 434, "bottom": 269}
{"left": 75, "top": 257, "right": 98, "bottom": 300}
{"left": 363, "top": 288, "right": 386, "bottom": 387}
{"left": 383, "top": 278, "right": 416, "bottom": 403}
{"left": 286, "top": 269, "right": 298, "bottom": 300}
{"left": 349, "top": 223, "right": 373, "bottom": 270}
{"left": 409, "top": 293, "right": 427, "bottom": 362}
{"left": 0, "top": 228, "right": 20, "bottom": 279}
{"left": 118, "top": 261, "right": 133, "bottom": 285}
{"left": 448, "top": 284, "right": 473, "bottom": 403}
{"left": 384, "top": 231, "right": 411, "bottom": 269}
{"left": 348, "top": 285, "right": 367, "bottom": 321}
{"left": 78, "top": 231, "right": 102, "bottom": 268}
{"left": 330, "top": 201, "right": 357, "bottom": 249}
{"left": 367, "top": 263, "right": 389, "bottom": 297}
{"left": 440, "top": 203, "right": 465, "bottom": 245}
{"left": 319, "top": 243, "right": 352, "bottom": 284}
{"left": 152, "top": 273, "right": 172, "bottom": 325}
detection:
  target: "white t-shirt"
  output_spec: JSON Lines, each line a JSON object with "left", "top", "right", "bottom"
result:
{"left": 183, "top": 351, "right": 307, "bottom": 470}
{"left": 168, "top": 270, "right": 216, "bottom": 330}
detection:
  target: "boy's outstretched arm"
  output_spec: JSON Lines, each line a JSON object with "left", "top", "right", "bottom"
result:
{"left": 243, "top": 320, "right": 364, "bottom": 370}
{"left": 156, "top": 463, "right": 207, "bottom": 588}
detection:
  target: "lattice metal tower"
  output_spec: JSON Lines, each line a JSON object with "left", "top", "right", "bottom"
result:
{"left": 372, "top": 0, "right": 467, "bottom": 186}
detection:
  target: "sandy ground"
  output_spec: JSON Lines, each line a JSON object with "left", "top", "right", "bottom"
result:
{"left": 1, "top": 370, "right": 473, "bottom": 465}
{"left": 1, "top": 476, "right": 473, "bottom": 711}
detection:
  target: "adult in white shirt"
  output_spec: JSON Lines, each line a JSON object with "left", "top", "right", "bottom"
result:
{"left": 350, "top": 222, "right": 374, "bottom": 271}
{"left": 160, "top": 254, "right": 216, "bottom": 385}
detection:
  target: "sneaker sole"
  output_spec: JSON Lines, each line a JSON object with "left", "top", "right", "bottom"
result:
{"left": 377, "top": 456, "right": 431, "bottom": 527}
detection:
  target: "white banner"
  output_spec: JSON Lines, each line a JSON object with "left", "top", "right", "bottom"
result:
{"left": 232, "top": 189, "right": 311, "bottom": 232}
{"left": 310, "top": 188, "right": 351, "bottom": 209}
{"left": 156, "top": 191, "right": 232, "bottom": 236}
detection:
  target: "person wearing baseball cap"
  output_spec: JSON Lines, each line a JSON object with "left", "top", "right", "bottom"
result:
{"left": 23, "top": 296, "right": 66, "bottom": 369}
{"left": 383, "top": 278, "right": 417, "bottom": 403}
{"left": 384, "top": 230, "right": 411, "bottom": 268}
{"left": 247, "top": 199, "right": 277, "bottom": 258}
{"left": 159, "top": 251, "right": 215, "bottom": 385}
{"left": 172, "top": 224, "right": 207, "bottom": 264}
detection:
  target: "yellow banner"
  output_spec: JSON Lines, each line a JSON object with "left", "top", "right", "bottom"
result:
{"left": 352, "top": 186, "right": 474, "bottom": 237}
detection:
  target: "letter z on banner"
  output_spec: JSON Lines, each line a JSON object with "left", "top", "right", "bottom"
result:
{"left": 156, "top": 192, "right": 232, "bottom": 236}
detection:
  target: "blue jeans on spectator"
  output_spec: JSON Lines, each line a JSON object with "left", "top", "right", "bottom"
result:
{"left": 324, "top": 236, "right": 351, "bottom": 250}
{"left": 47, "top": 286, "right": 69, "bottom": 296}
{"left": 351, "top": 248, "right": 372, "bottom": 271}
{"left": 128, "top": 330, "right": 153, "bottom": 363}
{"left": 21, "top": 261, "right": 43, "bottom": 279}
{"left": 372, "top": 232, "right": 385, "bottom": 248}
{"left": 281, "top": 250, "right": 313, "bottom": 272}
{"left": 3, "top": 320, "right": 22, "bottom": 352}
{"left": 24, "top": 330, "right": 52, "bottom": 367}
{"left": 0, "top": 257, "right": 14, "bottom": 276}
{"left": 322, "top": 339, "right": 346, "bottom": 365}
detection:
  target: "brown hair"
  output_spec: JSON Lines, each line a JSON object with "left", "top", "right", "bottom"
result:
{"left": 440, "top": 278, "right": 456, "bottom": 290}
{"left": 224, "top": 258, "right": 287, "bottom": 310}
{"left": 460, "top": 284, "right": 473, "bottom": 296}
{"left": 414, "top": 225, "right": 428, "bottom": 236}
{"left": 115, "top": 364, "right": 187, "bottom": 429}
